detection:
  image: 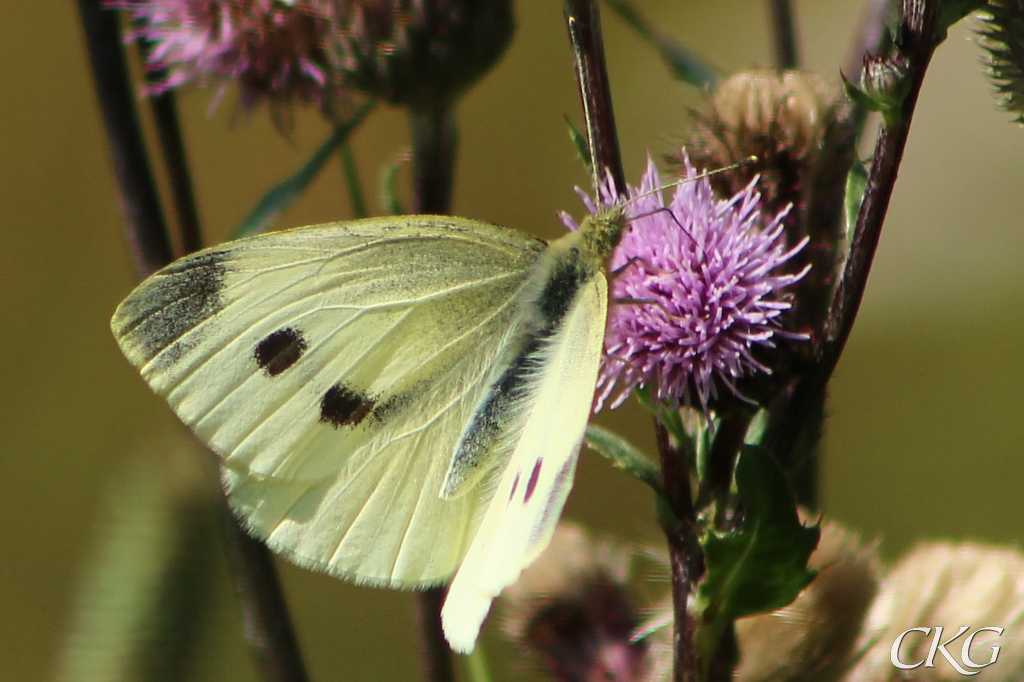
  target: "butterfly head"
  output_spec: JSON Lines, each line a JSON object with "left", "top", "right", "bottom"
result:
{"left": 577, "top": 203, "right": 627, "bottom": 261}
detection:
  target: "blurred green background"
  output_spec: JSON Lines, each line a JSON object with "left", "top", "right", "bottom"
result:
{"left": 2, "top": 1, "right": 1022, "bottom": 680}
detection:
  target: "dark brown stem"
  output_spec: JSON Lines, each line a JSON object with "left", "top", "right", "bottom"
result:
{"left": 408, "top": 105, "right": 458, "bottom": 682}
{"left": 415, "top": 587, "right": 456, "bottom": 682}
{"left": 83, "top": 3, "right": 309, "bottom": 679}
{"left": 765, "top": 0, "right": 941, "bottom": 460}
{"left": 411, "top": 107, "right": 457, "bottom": 214}
{"left": 655, "top": 419, "right": 703, "bottom": 682}
{"left": 147, "top": 88, "right": 204, "bottom": 254}
{"left": 132, "top": 31, "right": 203, "bottom": 255}
{"left": 564, "top": 0, "right": 626, "bottom": 192}
{"left": 77, "top": 0, "right": 170, "bottom": 279}
{"left": 218, "top": 496, "right": 310, "bottom": 682}
{"left": 698, "top": 410, "right": 753, "bottom": 526}
{"left": 769, "top": 0, "right": 800, "bottom": 70}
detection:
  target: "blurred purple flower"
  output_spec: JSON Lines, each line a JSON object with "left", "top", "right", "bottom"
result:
{"left": 114, "top": 0, "right": 335, "bottom": 112}
{"left": 563, "top": 157, "right": 809, "bottom": 414}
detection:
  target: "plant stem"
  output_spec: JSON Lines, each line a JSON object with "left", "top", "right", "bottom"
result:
{"left": 769, "top": 0, "right": 799, "bottom": 70}
{"left": 408, "top": 104, "right": 458, "bottom": 682}
{"left": 765, "top": 0, "right": 941, "bottom": 462}
{"left": 218, "top": 495, "right": 310, "bottom": 682}
{"left": 699, "top": 410, "right": 753, "bottom": 528}
{"left": 410, "top": 107, "right": 457, "bottom": 215}
{"left": 77, "top": 0, "right": 170, "bottom": 279}
{"left": 655, "top": 419, "right": 703, "bottom": 682}
{"left": 82, "top": 3, "right": 310, "bottom": 679}
{"left": 564, "top": 0, "right": 626, "bottom": 192}
{"left": 133, "top": 32, "right": 204, "bottom": 256}
{"left": 340, "top": 141, "right": 368, "bottom": 219}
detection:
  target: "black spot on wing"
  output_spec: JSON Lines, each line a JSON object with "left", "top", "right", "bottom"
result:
{"left": 115, "top": 249, "right": 229, "bottom": 363}
{"left": 254, "top": 327, "right": 307, "bottom": 376}
{"left": 320, "top": 384, "right": 376, "bottom": 428}
{"left": 524, "top": 458, "right": 543, "bottom": 503}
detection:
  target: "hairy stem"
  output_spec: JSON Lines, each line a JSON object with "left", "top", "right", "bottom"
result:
{"left": 655, "top": 419, "right": 703, "bottom": 682}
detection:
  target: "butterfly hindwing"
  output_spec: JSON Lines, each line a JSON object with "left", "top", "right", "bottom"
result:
{"left": 441, "top": 263, "right": 609, "bottom": 653}
{"left": 112, "top": 216, "right": 547, "bottom": 586}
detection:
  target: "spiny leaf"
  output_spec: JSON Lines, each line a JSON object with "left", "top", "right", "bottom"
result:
{"left": 695, "top": 446, "right": 819, "bottom": 672}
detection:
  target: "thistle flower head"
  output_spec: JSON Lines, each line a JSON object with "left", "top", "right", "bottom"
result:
{"left": 115, "top": 0, "right": 338, "bottom": 117}
{"left": 564, "top": 157, "right": 808, "bottom": 414}
{"left": 113, "top": 0, "right": 514, "bottom": 119}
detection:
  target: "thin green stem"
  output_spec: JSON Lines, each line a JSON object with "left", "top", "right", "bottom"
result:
{"left": 340, "top": 141, "right": 368, "bottom": 219}
{"left": 465, "top": 643, "right": 493, "bottom": 682}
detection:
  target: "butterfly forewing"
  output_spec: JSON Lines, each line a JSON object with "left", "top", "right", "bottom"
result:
{"left": 112, "top": 216, "right": 547, "bottom": 586}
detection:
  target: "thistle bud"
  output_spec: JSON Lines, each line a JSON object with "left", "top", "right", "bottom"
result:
{"left": 326, "top": 0, "right": 514, "bottom": 110}
{"left": 734, "top": 521, "right": 881, "bottom": 682}
{"left": 846, "top": 541, "right": 1024, "bottom": 681}
{"left": 502, "top": 524, "right": 648, "bottom": 682}
{"left": 684, "top": 70, "right": 838, "bottom": 227}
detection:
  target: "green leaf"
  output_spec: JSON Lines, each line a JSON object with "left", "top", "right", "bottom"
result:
{"left": 233, "top": 101, "right": 375, "bottom": 239}
{"left": 695, "top": 446, "right": 819, "bottom": 672}
{"left": 339, "top": 141, "right": 368, "bottom": 219}
{"left": 585, "top": 423, "right": 664, "bottom": 495}
{"left": 604, "top": 0, "right": 718, "bottom": 89}
{"left": 844, "top": 156, "right": 869, "bottom": 244}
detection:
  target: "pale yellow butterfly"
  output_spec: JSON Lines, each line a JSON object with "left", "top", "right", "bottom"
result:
{"left": 111, "top": 207, "right": 625, "bottom": 653}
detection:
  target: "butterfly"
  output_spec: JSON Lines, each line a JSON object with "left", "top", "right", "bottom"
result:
{"left": 111, "top": 206, "right": 625, "bottom": 653}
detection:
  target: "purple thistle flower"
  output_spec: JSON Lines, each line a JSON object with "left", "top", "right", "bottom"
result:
{"left": 113, "top": 0, "right": 336, "bottom": 113}
{"left": 563, "top": 157, "right": 809, "bottom": 415}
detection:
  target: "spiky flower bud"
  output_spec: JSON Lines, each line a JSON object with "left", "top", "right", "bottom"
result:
{"left": 977, "top": 0, "right": 1024, "bottom": 123}
{"left": 684, "top": 70, "right": 838, "bottom": 229}
{"left": 502, "top": 524, "right": 648, "bottom": 682}
{"left": 327, "top": 0, "right": 514, "bottom": 110}
{"left": 858, "top": 53, "right": 912, "bottom": 116}
{"left": 845, "top": 541, "right": 1024, "bottom": 681}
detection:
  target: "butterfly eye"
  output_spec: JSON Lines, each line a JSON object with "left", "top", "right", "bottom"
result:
{"left": 254, "top": 327, "right": 308, "bottom": 377}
